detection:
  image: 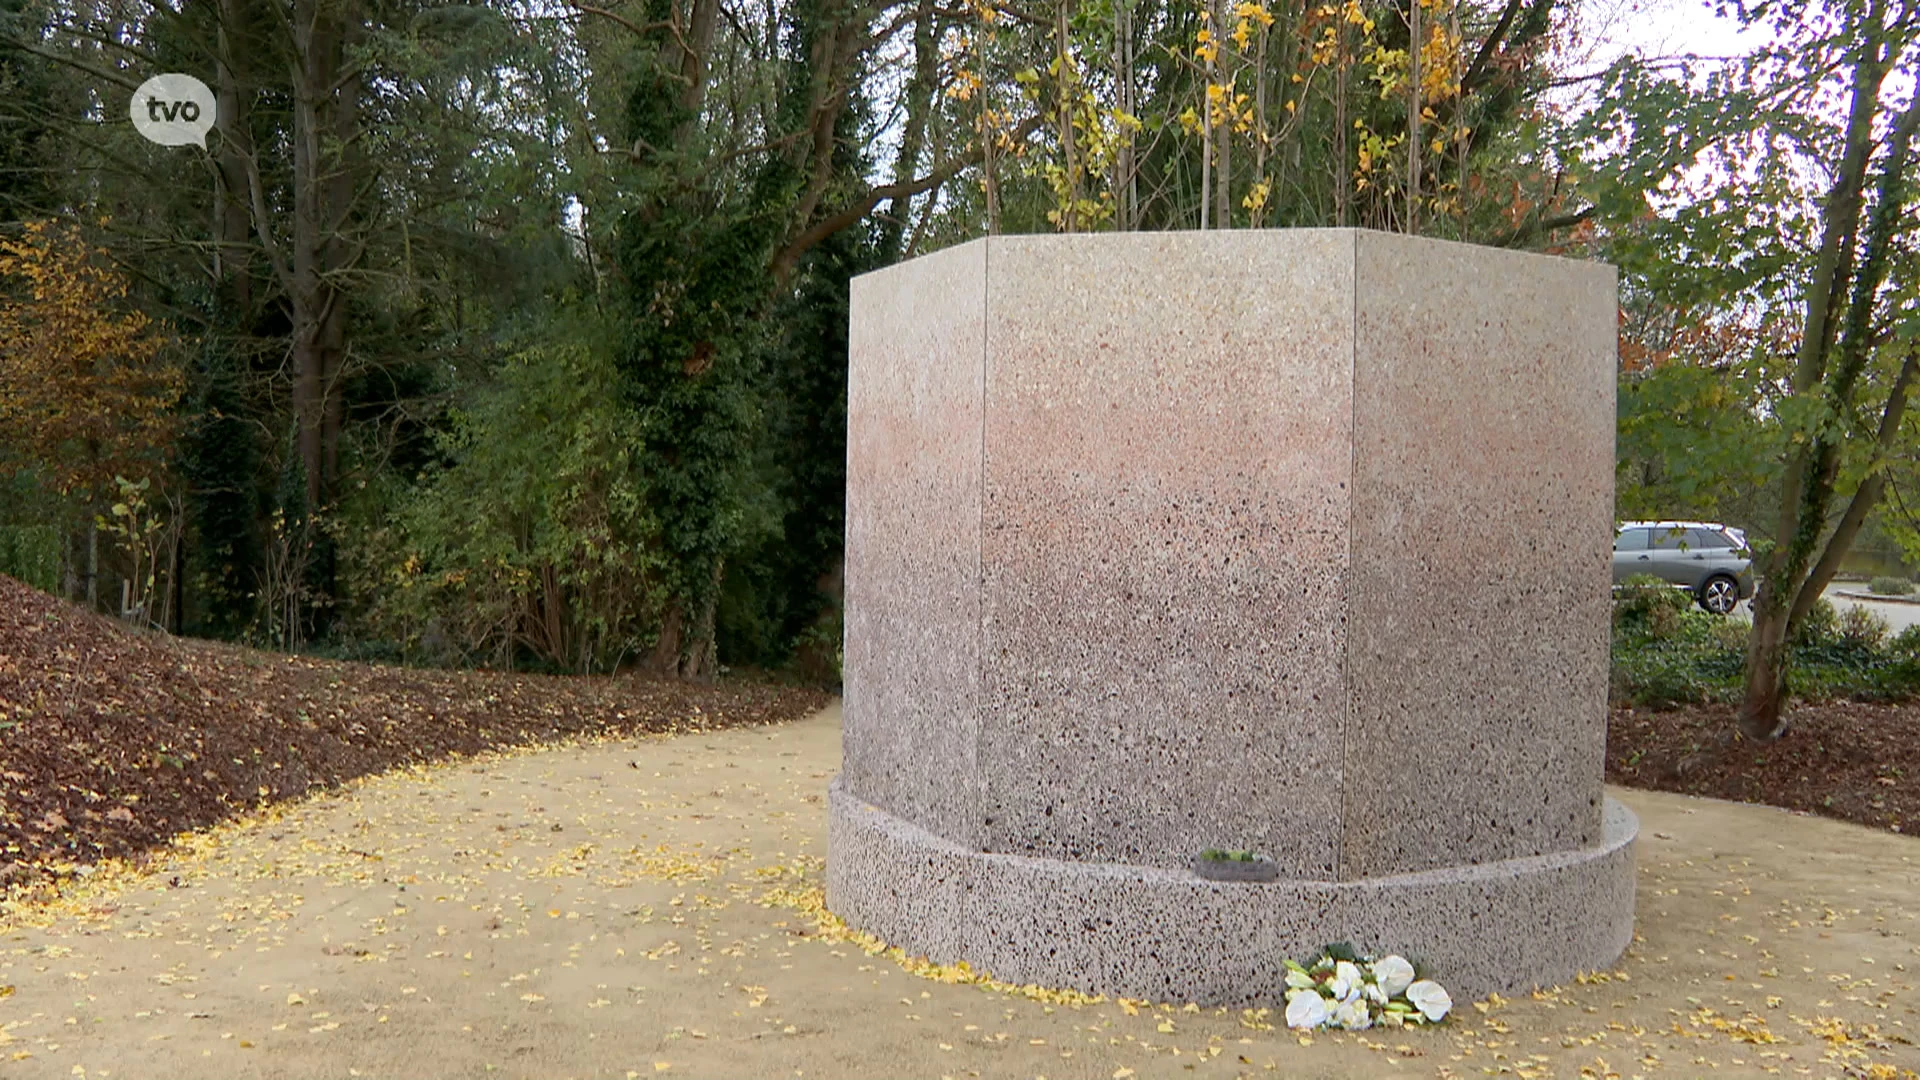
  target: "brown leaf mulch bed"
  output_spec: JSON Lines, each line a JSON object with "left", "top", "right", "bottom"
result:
{"left": 1607, "top": 700, "right": 1920, "bottom": 834}
{"left": 0, "top": 575, "right": 832, "bottom": 886}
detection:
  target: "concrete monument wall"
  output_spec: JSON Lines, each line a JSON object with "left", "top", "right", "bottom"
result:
{"left": 832, "top": 230, "right": 1635, "bottom": 1004}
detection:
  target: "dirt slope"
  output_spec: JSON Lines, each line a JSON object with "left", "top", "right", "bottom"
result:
{"left": 1607, "top": 700, "right": 1920, "bottom": 835}
{"left": 0, "top": 575, "right": 830, "bottom": 885}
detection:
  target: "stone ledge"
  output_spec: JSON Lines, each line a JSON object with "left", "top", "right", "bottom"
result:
{"left": 827, "top": 777, "right": 1637, "bottom": 1006}
{"left": 1833, "top": 589, "right": 1920, "bottom": 606}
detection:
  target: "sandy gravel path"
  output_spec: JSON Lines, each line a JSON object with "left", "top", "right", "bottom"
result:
{"left": 2, "top": 704, "right": 1915, "bottom": 1079}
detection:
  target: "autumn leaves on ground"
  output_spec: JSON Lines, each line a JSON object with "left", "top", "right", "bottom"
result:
{"left": 2, "top": 577, "right": 1918, "bottom": 1079}
{"left": 0, "top": 575, "right": 830, "bottom": 887}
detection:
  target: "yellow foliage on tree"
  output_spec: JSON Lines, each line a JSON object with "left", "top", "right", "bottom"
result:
{"left": 0, "top": 220, "right": 180, "bottom": 501}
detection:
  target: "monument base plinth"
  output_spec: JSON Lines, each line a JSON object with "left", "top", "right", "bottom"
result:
{"left": 827, "top": 779, "right": 1637, "bottom": 1005}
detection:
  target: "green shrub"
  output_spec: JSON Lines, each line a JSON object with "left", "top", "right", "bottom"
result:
{"left": 1872, "top": 657, "right": 1920, "bottom": 700}
{"left": 789, "top": 607, "right": 843, "bottom": 687}
{"left": 1890, "top": 624, "right": 1920, "bottom": 659}
{"left": 1790, "top": 598, "right": 1840, "bottom": 647}
{"left": 1708, "top": 616, "right": 1751, "bottom": 652}
{"left": 1613, "top": 595, "right": 1920, "bottom": 708}
{"left": 1838, "top": 605, "right": 1891, "bottom": 650}
{"left": 0, "top": 524, "right": 60, "bottom": 593}
{"left": 1869, "top": 575, "right": 1916, "bottom": 596}
{"left": 340, "top": 341, "right": 670, "bottom": 674}
{"left": 1609, "top": 636, "right": 1742, "bottom": 707}
{"left": 1613, "top": 574, "right": 1690, "bottom": 639}
{"left": 299, "top": 637, "right": 406, "bottom": 667}
{"left": 1672, "top": 608, "right": 1733, "bottom": 646}
{"left": 1787, "top": 638, "right": 1920, "bottom": 702}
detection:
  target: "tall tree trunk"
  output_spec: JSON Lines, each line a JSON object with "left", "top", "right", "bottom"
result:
{"left": 681, "top": 559, "right": 725, "bottom": 681}
{"left": 169, "top": 530, "right": 183, "bottom": 634}
{"left": 320, "top": 15, "right": 359, "bottom": 507}
{"left": 649, "top": 603, "right": 685, "bottom": 674}
{"left": 85, "top": 517, "right": 97, "bottom": 608}
{"left": 1449, "top": 0, "right": 1465, "bottom": 227}
{"left": 1200, "top": 5, "right": 1213, "bottom": 231}
{"left": 1759, "top": 14, "right": 1887, "bottom": 594}
{"left": 61, "top": 528, "right": 75, "bottom": 601}
{"left": 1112, "top": 0, "right": 1135, "bottom": 230}
{"left": 1057, "top": 0, "right": 1078, "bottom": 231}
{"left": 287, "top": 0, "right": 359, "bottom": 519}
{"left": 977, "top": 21, "right": 1000, "bottom": 233}
{"left": 1212, "top": 0, "right": 1229, "bottom": 229}
{"left": 1251, "top": 10, "right": 1265, "bottom": 225}
{"left": 1406, "top": 0, "right": 1421, "bottom": 233}
{"left": 291, "top": 0, "right": 332, "bottom": 512}
{"left": 682, "top": 0, "right": 720, "bottom": 125}
{"left": 880, "top": 0, "right": 938, "bottom": 256}
{"left": 1335, "top": 9, "right": 1348, "bottom": 226}
{"left": 654, "top": 0, "right": 719, "bottom": 129}
{"left": 212, "top": 0, "right": 253, "bottom": 316}
{"left": 1735, "top": 10, "right": 1912, "bottom": 741}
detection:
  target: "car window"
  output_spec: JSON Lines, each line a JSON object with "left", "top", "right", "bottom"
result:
{"left": 1615, "top": 528, "right": 1649, "bottom": 552}
{"left": 1651, "top": 527, "right": 1692, "bottom": 550}
{"left": 1688, "top": 528, "right": 1731, "bottom": 549}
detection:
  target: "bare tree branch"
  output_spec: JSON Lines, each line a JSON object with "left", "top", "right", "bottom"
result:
{"left": 771, "top": 113, "right": 1044, "bottom": 281}
{"left": 566, "top": 1, "right": 674, "bottom": 41}
{"left": 1460, "top": 0, "right": 1525, "bottom": 93}
{"left": 0, "top": 37, "right": 140, "bottom": 92}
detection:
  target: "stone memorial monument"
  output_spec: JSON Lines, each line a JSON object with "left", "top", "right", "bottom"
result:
{"left": 828, "top": 230, "right": 1637, "bottom": 1005}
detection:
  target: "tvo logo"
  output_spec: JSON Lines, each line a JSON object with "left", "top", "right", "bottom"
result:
{"left": 145, "top": 97, "right": 202, "bottom": 124}
{"left": 130, "top": 74, "right": 216, "bottom": 148}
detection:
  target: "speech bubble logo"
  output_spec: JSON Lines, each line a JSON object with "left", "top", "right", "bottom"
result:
{"left": 130, "top": 74, "right": 216, "bottom": 148}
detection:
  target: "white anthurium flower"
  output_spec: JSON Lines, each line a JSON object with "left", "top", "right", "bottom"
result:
{"left": 1331, "top": 960, "right": 1364, "bottom": 1001}
{"left": 1332, "top": 995, "right": 1372, "bottom": 1030}
{"left": 1407, "top": 979, "right": 1452, "bottom": 1022}
{"left": 1285, "top": 990, "right": 1331, "bottom": 1030}
{"left": 1364, "top": 981, "right": 1388, "bottom": 1005}
{"left": 1284, "top": 968, "right": 1316, "bottom": 991}
{"left": 1370, "top": 955, "right": 1416, "bottom": 998}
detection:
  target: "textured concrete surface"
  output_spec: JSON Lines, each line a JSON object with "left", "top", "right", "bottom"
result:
{"left": 838, "top": 229, "right": 1627, "bottom": 1002}
{"left": 978, "top": 233, "right": 1356, "bottom": 874}
{"left": 843, "top": 240, "right": 987, "bottom": 849}
{"left": 1341, "top": 232, "right": 1618, "bottom": 877}
{"left": 829, "top": 780, "right": 1637, "bottom": 1005}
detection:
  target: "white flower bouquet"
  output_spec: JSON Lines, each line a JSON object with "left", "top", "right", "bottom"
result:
{"left": 1282, "top": 948, "right": 1451, "bottom": 1031}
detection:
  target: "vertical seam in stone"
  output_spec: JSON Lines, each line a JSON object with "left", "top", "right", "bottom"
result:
{"left": 975, "top": 236, "right": 991, "bottom": 852}
{"left": 1337, "top": 229, "right": 1358, "bottom": 883}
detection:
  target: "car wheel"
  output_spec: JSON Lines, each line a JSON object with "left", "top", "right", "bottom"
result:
{"left": 1698, "top": 576, "right": 1740, "bottom": 615}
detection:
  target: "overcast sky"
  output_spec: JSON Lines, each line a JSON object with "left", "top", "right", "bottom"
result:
{"left": 1567, "top": 0, "right": 1772, "bottom": 72}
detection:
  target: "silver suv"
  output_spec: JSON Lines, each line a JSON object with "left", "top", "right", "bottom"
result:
{"left": 1612, "top": 520, "right": 1754, "bottom": 615}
